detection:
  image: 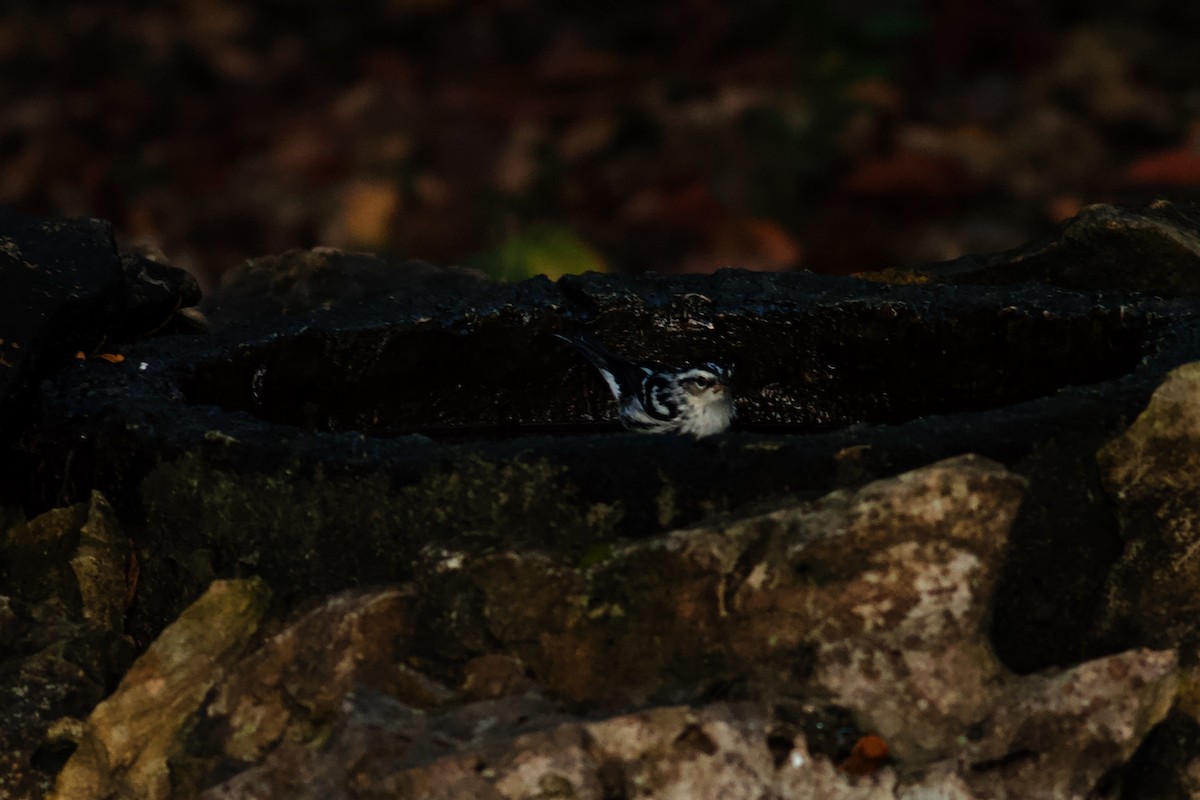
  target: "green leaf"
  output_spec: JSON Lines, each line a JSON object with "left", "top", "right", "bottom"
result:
{"left": 472, "top": 227, "right": 608, "bottom": 281}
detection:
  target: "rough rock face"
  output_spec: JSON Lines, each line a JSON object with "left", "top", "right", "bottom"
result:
{"left": 23, "top": 459, "right": 1179, "bottom": 800}
{"left": 0, "top": 493, "right": 135, "bottom": 800}
{"left": 202, "top": 701, "right": 935, "bottom": 800}
{"left": 194, "top": 653, "right": 1175, "bottom": 800}
{"left": 200, "top": 248, "right": 492, "bottom": 328}
{"left": 962, "top": 648, "right": 1177, "bottom": 798}
{"left": 28, "top": 256, "right": 1200, "bottom": 664}
{"left": 0, "top": 213, "right": 199, "bottom": 443}
{"left": 12, "top": 204, "right": 1200, "bottom": 797}
{"left": 922, "top": 200, "right": 1200, "bottom": 295}
{"left": 50, "top": 579, "right": 269, "bottom": 800}
{"left": 1097, "top": 361, "right": 1200, "bottom": 649}
{"left": 410, "top": 455, "right": 1020, "bottom": 756}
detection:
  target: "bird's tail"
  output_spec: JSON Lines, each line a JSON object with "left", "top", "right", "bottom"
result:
{"left": 555, "top": 332, "right": 616, "bottom": 369}
{"left": 555, "top": 332, "right": 624, "bottom": 399}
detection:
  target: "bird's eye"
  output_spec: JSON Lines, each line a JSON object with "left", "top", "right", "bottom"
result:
{"left": 691, "top": 376, "right": 712, "bottom": 389}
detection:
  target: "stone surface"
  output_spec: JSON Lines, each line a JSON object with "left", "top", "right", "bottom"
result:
{"left": 1096, "top": 361, "right": 1200, "bottom": 651}
{"left": 988, "top": 433, "right": 1126, "bottom": 673}
{"left": 21, "top": 460, "right": 1184, "bottom": 799}
{"left": 28, "top": 265, "right": 1200, "bottom": 663}
{"left": 193, "top": 652, "right": 1175, "bottom": 800}
{"left": 184, "top": 587, "right": 444, "bottom": 791}
{"left": 921, "top": 200, "right": 1200, "bottom": 295}
{"left": 0, "top": 212, "right": 199, "bottom": 445}
{"left": 961, "top": 648, "right": 1178, "bottom": 798}
{"left": 202, "top": 247, "right": 491, "bottom": 328}
{"left": 200, "top": 701, "right": 925, "bottom": 800}
{"left": 50, "top": 578, "right": 270, "bottom": 800}
{"left": 0, "top": 493, "right": 135, "bottom": 800}
{"left": 0, "top": 491, "right": 131, "bottom": 632}
{"left": 0, "top": 595, "right": 133, "bottom": 800}
{"left": 1119, "top": 709, "right": 1200, "bottom": 799}
{"left": 413, "top": 456, "right": 1020, "bottom": 761}
{"left": 14, "top": 207, "right": 1200, "bottom": 795}
{"left": 0, "top": 214, "right": 122, "bottom": 441}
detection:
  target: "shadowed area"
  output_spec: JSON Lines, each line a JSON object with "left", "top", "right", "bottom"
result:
{"left": 181, "top": 273, "right": 1150, "bottom": 439}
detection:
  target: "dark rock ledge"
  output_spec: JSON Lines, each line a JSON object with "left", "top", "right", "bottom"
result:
{"left": 28, "top": 261, "right": 1200, "bottom": 650}
{"left": 5, "top": 203, "right": 1200, "bottom": 797}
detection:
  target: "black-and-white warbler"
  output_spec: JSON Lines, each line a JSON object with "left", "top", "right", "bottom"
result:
{"left": 556, "top": 332, "right": 735, "bottom": 437}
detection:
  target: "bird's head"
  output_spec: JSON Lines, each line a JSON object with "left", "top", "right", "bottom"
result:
{"left": 678, "top": 363, "right": 731, "bottom": 403}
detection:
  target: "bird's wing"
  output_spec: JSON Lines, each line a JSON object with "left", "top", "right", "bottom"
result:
{"left": 639, "top": 372, "right": 683, "bottom": 421}
{"left": 555, "top": 333, "right": 647, "bottom": 399}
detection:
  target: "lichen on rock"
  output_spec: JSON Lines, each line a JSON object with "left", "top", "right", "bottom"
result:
{"left": 1097, "top": 361, "right": 1200, "bottom": 650}
{"left": 50, "top": 578, "right": 270, "bottom": 800}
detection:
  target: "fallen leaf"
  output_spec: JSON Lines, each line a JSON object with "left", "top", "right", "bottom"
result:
{"left": 838, "top": 733, "right": 890, "bottom": 775}
{"left": 472, "top": 227, "right": 607, "bottom": 281}
{"left": 842, "top": 149, "right": 969, "bottom": 198}
{"left": 338, "top": 179, "right": 401, "bottom": 247}
{"left": 1124, "top": 147, "right": 1200, "bottom": 186}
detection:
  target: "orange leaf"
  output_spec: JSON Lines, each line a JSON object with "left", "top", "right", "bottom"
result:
{"left": 705, "top": 217, "right": 803, "bottom": 272}
{"left": 97, "top": 353, "right": 125, "bottom": 363}
{"left": 1124, "top": 148, "right": 1200, "bottom": 186}
{"left": 842, "top": 150, "right": 968, "bottom": 198}
{"left": 338, "top": 179, "right": 401, "bottom": 247}
{"left": 838, "top": 734, "right": 890, "bottom": 775}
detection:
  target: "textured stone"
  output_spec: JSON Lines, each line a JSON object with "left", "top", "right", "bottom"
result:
{"left": 1097, "top": 361, "right": 1200, "bottom": 649}
{"left": 202, "top": 700, "right": 938, "bottom": 800}
{"left": 50, "top": 578, "right": 270, "bottom": 800}
{"left": 0, "top": 493, "right": 134, "bottom": 800}
{"left": 202, "top": 248, "right": 490, "bottom": 328}
{"left": 15, "top": 208, "right": 1200, "bottom": 795}
{"left": 0, "top": 596, "right": 133, "bottom": 800}
{"left": 961, "top": 648, "right": 1178, "bottom": 799}
{"left": 0, "top": 491, "right": 130, "bottom": 632}
{"left": 197, "top": 658, "right": 1177, "bottom": 800}
{"left": 413, "top": 455, "right": 1022, "bottom": 762}
{"left": 34, "top": 461, "right": 1182, "bottom": 798}
{"left": 0, "top": 212, "right": 198, "bottom": 443}
{"left": 30, "top": 266, "right": 1200, "bottom": 658}
{"left": 921, "top": 200, "right": 1200, "bottom": 295}
{"left": 191, "top": 588, "right": 437, "bottom": 777}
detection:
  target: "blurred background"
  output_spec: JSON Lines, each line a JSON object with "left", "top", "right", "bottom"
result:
{"left": 3, "top": 0, "right": 1200, "bottom": 290}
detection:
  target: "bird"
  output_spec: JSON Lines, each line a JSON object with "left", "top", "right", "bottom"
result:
{"left": 556, "top": 332, "right": 735, "bottom": 437}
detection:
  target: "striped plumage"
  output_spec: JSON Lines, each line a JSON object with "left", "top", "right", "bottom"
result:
{"left": 556, "top": 332, "right": 734, "bottom": 437}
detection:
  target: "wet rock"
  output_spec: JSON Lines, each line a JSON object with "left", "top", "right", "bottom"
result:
{"left": 1096, "top": 361, "right": 1200, "bottom": 650}
{"left": 117, "top": 253, "right": 205, "bottom": 338}
{"left": 51, "top": 578, "right": 269, "bottom": 800}
{"left": 922, "top": 201, "right": 1200, "bottom": 295}
{"left": 0, "top": 212, "right": 199, "bottom": 443}
{"left": 28, "top": 266, "right": 1200, "bottom": 652}
{"left": 16, "top": 209, "right": 1200, "bottom": 794}
{"left": 201, "top": 248, "right": 491, "bottom": 328}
